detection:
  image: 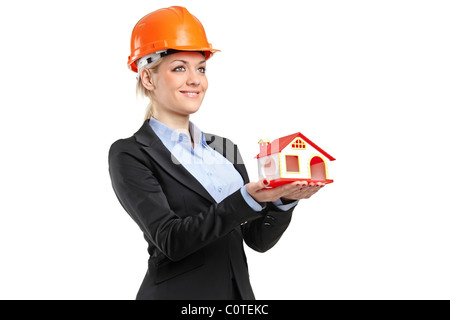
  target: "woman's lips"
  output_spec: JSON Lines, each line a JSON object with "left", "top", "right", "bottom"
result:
{"left": 179, "top": 90, "right": 200, "bottom": 98}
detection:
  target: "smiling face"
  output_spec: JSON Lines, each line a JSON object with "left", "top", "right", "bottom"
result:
{"left": 145, "top": 51, "right": 208, "bottom": 119}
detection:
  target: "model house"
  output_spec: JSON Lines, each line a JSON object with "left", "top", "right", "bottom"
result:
{"left": 256, "top": 132, "right": 335, "bottom": 188}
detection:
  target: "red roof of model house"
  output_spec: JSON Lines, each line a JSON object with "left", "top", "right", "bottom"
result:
{"left": 256, "top": 132, "right": 336, "bottom": 160}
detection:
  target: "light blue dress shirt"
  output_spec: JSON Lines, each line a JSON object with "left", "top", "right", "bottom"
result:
{"left": 149, "top": 117, "right": 297, "bottom": 212}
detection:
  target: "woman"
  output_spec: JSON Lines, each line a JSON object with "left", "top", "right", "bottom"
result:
{"left": 108, "top": 6, "right": 325, "bottom": 300}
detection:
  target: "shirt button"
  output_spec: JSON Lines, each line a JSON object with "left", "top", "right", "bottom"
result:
{"left": 218, "top": 187, "right": 222, "bottom": 193}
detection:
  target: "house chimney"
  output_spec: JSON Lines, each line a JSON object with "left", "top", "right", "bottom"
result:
{"left": 258, "top": 139, "right": 270, "bottom": 157}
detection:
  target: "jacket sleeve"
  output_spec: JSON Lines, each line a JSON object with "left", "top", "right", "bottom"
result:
{"left": 231, "top": 145, "right": 295, "bottom": 253}
{"left": 108, "top": 139, "right": 262, "bottom": 262}
{"left": 241, "top": 203, "right": 294, "bottom": 253}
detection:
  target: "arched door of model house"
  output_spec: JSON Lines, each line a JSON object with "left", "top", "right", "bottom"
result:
{"left": 310, "top": 156, "right": 327, "bottom": 180}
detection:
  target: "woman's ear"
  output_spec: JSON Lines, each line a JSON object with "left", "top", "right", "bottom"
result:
{"left": 140, "top": 69, "right": 155, "bottom": 91}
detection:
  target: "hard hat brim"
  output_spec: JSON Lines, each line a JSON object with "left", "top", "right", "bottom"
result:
{"left": 128, "top": 47, "right": 220, "bottom": 72}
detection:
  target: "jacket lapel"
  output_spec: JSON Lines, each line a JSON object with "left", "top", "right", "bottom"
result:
{"left": 134, "top": 120, "right": 216, "bottom": 204}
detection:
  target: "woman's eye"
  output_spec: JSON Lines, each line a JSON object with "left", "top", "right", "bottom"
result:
{"left": 198, "top": 67, "right": 206, "bottom": 73}
{"left": 173, "top": 66, "right": 185, "bottom": 72}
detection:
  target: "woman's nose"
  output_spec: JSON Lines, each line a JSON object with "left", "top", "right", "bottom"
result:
{"left": 186, "top": 70, "right": 200, "bottom": 86}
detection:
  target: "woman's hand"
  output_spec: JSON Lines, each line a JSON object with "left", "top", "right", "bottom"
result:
{"left": 280, "top": 181, "right": 325, "bottom": 201}
{"left": 245, "top": 179, "right": 325, "bottom": 203}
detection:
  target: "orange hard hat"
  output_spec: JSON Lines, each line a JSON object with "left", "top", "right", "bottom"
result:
{"left": 127, "top": 6, "right": 220, "bottom": 72}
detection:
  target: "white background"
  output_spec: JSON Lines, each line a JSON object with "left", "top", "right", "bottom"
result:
{"left": 1, "top": 0, "right": 449, "bottom": 300}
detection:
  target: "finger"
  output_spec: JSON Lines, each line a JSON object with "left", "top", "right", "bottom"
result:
{"left": 247, "top": 179, "right": 270, "bottom": 194}
{"left": 305, "top": 185, "right": 323, "bottom": 198}
{"left": 302, "top": 186, "right": 317, "bottom": 199}
{"left": 276, "top": 181, "right": 316, "bottom": 200}
{"left": 290, "top": 182, "right": 311, "bottom": 196}
{"left": 282, "top": 190, "right": 301, "bottom": 199}
{"left": 284, "top": 186, "right": 311, "bottom": 200}
{"left": 292, "top": 182, "right": 314, "bottom": 198}
{"left": 291, "top": 183, "right": 309, "bottom": 194}
{"left": 276, "top": 182, "right": 300, "bottom": 196}
{"left": 264, "top": 182, "right": 299, "bottom": 202}
{"left": 298, "top": 184, "right": 321, "bottom": 199}
{"left": 304, "top": 190, "right": 316, "bottom": 199}
{"left": 296, "top": 181, "right": 308, "bottom": 190}
{"left": 257, "top": 179, "right": 271, "bottom": 191}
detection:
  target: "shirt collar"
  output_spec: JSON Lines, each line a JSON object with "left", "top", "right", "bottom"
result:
{"left": 189, "top": 121, "right": 208, "bottom": 148}
{"left": 149, "top": 117, "right": 207, "bottom": 150}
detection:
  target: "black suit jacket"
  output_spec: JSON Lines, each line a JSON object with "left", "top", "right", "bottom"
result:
{"left": 108, "top": 120, "right": 294, "bottom": 300}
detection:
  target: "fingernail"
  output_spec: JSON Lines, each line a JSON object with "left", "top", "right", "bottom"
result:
{"left": 263, "top": 179, "right": 270, "bottom": 187}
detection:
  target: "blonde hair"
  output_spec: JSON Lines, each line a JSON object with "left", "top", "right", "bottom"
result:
{"left": 136, "top": 58, "right": 165, "bottom": 121}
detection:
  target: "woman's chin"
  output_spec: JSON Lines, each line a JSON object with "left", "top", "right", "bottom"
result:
{"left": 183, "top": 105, "right": 202, "bottom": 115}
